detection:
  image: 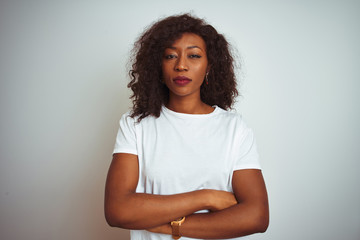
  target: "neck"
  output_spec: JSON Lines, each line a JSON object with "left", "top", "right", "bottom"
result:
{"left": 166, "top": 95, "right": 214, "bottom": 114}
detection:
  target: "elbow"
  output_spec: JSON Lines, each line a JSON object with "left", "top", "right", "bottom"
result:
{"left": 105, "top": 212, "right": 133, "bottom": 229}
{"left": 245, "top": 215, "right": 268, "bottom": 235}
{"left": 106, "top": 218, "right": 117, "bottom": 228}
{"left": 105, "top": 216, "right": 119, "bottom": 228}
{"left": 252, "top": 207, "right": 269, "bottom": 233}
{"left": 105, "top": 205, "right": 134, "bottom": 229}
{"left": 256, "top": 217, "right": 269, "bottom": 233}
{"left": 238, "top": 203, "right": 269, "bottom": 235}
{"left": 105, "top": 210, "right": 123, "bottom": 228}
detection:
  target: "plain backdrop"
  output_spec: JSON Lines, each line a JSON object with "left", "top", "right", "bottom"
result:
{"left": 1, "top": 0, "right": 359, "bottom": 239}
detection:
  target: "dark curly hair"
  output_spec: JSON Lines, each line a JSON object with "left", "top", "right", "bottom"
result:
{"left": 128, "top": 13, "right": 238, "bottom": 121}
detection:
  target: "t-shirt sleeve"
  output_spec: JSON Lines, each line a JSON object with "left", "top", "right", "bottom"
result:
{"left": 233, "top": 124, "right": 261, "bottom": 171}
{"left": 113, "top": 112, "right": 138, "bottom": 155}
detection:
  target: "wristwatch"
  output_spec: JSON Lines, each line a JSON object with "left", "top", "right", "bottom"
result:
{"left": 171, "top": 216, "right": 186, "bottom": 239}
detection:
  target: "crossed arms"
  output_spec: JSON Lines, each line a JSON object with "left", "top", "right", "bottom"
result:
{"left": 105, "top": 153, "right": 269, "bottom": 239}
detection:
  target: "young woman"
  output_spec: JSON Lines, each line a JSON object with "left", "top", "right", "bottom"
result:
{"left": 105, "top": 14, "right": 269, "bottom": 240}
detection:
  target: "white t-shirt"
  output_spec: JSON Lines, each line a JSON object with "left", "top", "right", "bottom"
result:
{"left": 113, "top": 105, "right": 261, "bottom": 240}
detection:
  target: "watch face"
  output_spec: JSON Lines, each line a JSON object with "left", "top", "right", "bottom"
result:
{"left": 172, "top": 216, "right": 185, "bottom": 224}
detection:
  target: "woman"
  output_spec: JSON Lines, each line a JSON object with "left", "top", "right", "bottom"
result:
{"left": 105, "top": 14, "right": 269, "bottom": 240}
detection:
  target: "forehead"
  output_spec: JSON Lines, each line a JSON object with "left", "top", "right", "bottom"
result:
{"left": 169, "top": 33, "right": 206, "bottom": 50}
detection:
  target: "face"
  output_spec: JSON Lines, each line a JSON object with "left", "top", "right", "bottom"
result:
{"left": 162, "top": 32, "right": 209, "bottom": 101}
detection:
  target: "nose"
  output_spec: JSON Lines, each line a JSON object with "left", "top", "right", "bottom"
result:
{"left": 175, "top": 56, "right": 188, "bottom": 71}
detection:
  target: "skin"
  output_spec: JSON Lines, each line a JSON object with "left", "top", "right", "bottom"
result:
{"left": 162, "top": 32, "right": 213, "bottom": 114}
{"left": 104, "top": 33, "right": 269, "bottom": 238}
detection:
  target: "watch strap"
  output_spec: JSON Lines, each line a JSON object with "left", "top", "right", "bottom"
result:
{"left": 171, "top": 216, "right": 185, "bottom": 239}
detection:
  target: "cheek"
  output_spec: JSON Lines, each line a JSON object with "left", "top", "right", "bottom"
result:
{"left": 161, "top": 64, "right": 171, "bottom": 78}
{"left": 196, "top": 58, "right": 208, "bottom": 71}
{"left": 162, "top": 66, "right": 173, "bottom": 86}
{"left": 194, "top": 64, "right": 208, "bottom": 77}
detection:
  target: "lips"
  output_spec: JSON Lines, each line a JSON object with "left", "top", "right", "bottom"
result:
{"left": 173, "top": 76, "right": 192, "bottom": 86}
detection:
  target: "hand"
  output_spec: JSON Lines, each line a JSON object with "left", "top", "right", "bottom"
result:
{"left": 207, "top": 190, "right": 237, "bottom": 212}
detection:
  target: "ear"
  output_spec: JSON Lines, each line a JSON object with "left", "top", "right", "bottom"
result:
{"left": 206, "top": 64, "right": 211, "bottom": 74}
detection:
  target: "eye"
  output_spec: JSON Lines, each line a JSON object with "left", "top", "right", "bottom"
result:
{"left": 189, "top": 54, "right": 201, "bottom": 59}
{"left": 164, "top": 54, "right": 177, "bottom": 59}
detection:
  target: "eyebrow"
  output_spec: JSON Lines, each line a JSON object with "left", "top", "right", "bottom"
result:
{"left": 168, "top": 46, "right": 203, "bottom": 50}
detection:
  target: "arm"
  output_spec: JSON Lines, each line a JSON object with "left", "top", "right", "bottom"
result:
{"left": 104, "top": 153, "right": 237, "bottom": 229}
{"left": 149, "top": 169, "right": 269, "bottom": 238}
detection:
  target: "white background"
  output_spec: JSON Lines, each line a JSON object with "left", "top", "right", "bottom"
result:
{"left": 1, "top": 0, "right": 359, "bottom": 239}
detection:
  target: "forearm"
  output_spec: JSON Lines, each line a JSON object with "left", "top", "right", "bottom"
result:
{"left": 150, "top": 202, "right": 269, "bottom": 239}
{"left": 105, "top": 153, "right": 239, "bottom": 231}
{"left": 105, "top": 189, "right": 210, "bottom": 229}
{"left": 164, "top": 169, "right": 270, "bottom": 240}
{"left": 182, "top": 202, "right": 269, "bottom": 239}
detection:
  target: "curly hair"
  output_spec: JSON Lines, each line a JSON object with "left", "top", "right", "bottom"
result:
{"left": 128, "top": 13, "right": 238, "bottom": 121}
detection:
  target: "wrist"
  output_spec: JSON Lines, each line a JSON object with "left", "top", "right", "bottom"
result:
{"left": 165, "top": 223, "right": 172, "bottom": 234}
{"left": 171, "top": 216, "right": 186, "bottom": 239}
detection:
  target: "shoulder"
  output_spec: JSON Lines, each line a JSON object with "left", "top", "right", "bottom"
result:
{"left": 120, "top": 110, "right": 143, "bottom": 123}
{"left": 213, "top": 107, "right": 254, "bottom": 141}
{"left": 118, "top": 111, "right": 139, "bottom": 131}
{"left": 119, "top": 110, "right": 160, "bottom": 128}
{"left": 215, "top": 107, "right": 246, "bottom": 125}
{"left": 119, "top": 110, "right": 134, "bottom": 122}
